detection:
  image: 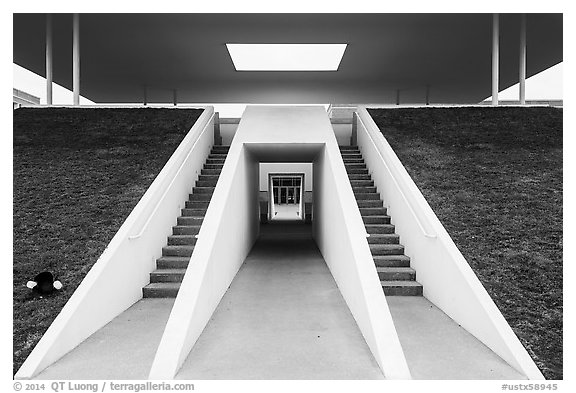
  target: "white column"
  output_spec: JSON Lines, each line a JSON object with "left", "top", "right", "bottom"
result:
{"left": 396, "top": 89, "right": 400, "bottom": 105}
{"left": 298, "top": 175, "right": 304, "bottom": 221}
{"left": 46, "top": 14, "right": 53, "bottom": 106}
{"left": 173, "top": 89, "right": 178, "bottom": 106}
{"left": 492, "top": 13, "right": 499, "bottom": 106}
{"left": 73, "top": 13, "right": 80, "bottom": 106}
{"left": 268, "top": 175, "right": 275, "bottom": 221}
{"left": 425, "top": 84, "right": 430, "bottom": 105}
{"left": 519, "top": 14, "right": 527, "bottom": 105}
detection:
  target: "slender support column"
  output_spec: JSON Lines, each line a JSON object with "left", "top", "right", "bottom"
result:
{"left": 46, "top": 14, "right": 53, "bottom": 106}
{"left": 519, "top": 14, "right": 527, "bottom": 105}
{"left": 173, "top": 89, "right": 178, "bottom": 106}
{"left": 213, "top": 112, "right": 222, "bottom": 145}
{"left": 351, "top": 112, "right": 358, "bottom": 146}
{"left": 492, "top": 13, "right": 499, "bottom": 106}
{"left": 396, "top": 89, "right": 400, "bottom": 106}
{"left": 72, "top": 13, "right": 80, "bottom": 106}
{"left": 425, "top": 84, "right": 430, "bottom": 105}
{"left": 298, "top": 175, "right": 304, "bottom": 221}
{"left": 143, "top": 85, "right": 148, "bottom": 106}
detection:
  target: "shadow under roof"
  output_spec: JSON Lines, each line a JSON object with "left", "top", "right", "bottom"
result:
{"left": 13, "top": 13, "right": 563, "bottom": 104}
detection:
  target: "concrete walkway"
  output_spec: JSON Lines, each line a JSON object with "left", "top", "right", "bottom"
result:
{"left": 387, "top": 296, "right": 526, "bottom": 379}
{"left": 34, "top": 299, "right": 174, "bottom": 380}
{"left": 176, "top": 221, "right": 384, "bottom": 379}
{"left": 271, "top": 204, "right": 301, "bottom": 221}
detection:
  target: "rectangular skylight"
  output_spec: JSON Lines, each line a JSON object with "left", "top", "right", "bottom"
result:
{"left": 226, "top": 44, "right": 347, "bottom": 71}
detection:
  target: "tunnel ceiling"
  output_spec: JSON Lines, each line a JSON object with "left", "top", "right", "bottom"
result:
{"left": 13, "top": 13, "right": 563, "bottom": 104}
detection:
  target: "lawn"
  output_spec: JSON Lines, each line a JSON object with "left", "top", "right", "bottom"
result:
{"left": 368, "top": 107, "right": 563, "bottom": 379}
{"left": 13, "top": 107, "right": 203, "bottom": 375}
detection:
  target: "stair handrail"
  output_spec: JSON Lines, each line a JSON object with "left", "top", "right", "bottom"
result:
{"left": 128, "top": 112, "right": 216, "bottom": 240}
{"left": 356, "top": 112, "right": 437, "bottom": 239}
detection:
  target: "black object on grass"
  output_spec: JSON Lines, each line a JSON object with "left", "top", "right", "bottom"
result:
{"left": 26, "top": 272, "right": 63, "bottom": 295}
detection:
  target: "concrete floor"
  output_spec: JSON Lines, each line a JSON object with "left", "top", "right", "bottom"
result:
{"left": 34, "top": 299, "right": 175, "bottom": 380}
{"left": 271, "top": 204, "right": 302, "bottom": 221}
{"left": 176, "top": 221, "right": 384, "bottom": 379}
{"left": 387, "top": 296, "right": 527, "bottom": 380}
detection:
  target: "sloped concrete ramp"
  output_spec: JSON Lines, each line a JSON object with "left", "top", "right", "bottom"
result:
{"left": 175, "top": 221, "right": 384, "bottom": 379}
{"left": 34, "top": 299, "right": 174, "bottom": 380}
{"left": 387, "top": 297, "right": 526, "bottom": 380}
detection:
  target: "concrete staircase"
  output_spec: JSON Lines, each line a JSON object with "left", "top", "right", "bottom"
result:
{"left": 340, "top": 146, "right": 423, "bottom": 296}
{"left": 142, "top": 145, "right": 230, "bottom": 298}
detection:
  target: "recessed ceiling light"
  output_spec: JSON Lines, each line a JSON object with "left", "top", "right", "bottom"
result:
{"left": 226, "top": 44, "right": 347, "bottom": 71}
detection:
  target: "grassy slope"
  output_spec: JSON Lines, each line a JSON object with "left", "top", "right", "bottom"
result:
{"left": 368, "top": 107, "right": 562, "bottom": 379}
{"left": 13, "top": 108, "right": 202, "bottom": 374}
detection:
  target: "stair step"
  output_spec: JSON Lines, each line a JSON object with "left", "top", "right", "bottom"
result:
{"left": 343, "top": 158, "right": 365, "bottom": 163}
{"left": 357, "top": 200, "right": 384, "bottom": 208}
{"left": 345, "top": 162, "right": 367, "bottom": 168}
{"left": 381, "top": 281, "right": 423, "bottom": 296}
{"left": 207, "top": 158, "right": 226, "bottom": 163}
{"left": 201, "top": 169, "right": 221, "bottom": 176}
{"left": 353, "top": 186, "right": 377, "bottom": 193}
{"left": 196, "top": 180, "right": 218, "bottom": 187}
{"left": 354, "top": 192, "right": 380, "bottom": 200}
{"left": 368, "top": 234, "right": 400, "bottom": 244}
{"left": 181, "top": 207, "right": 208, "bottom": 216}
{"left": 365, "top": 224, "right": 396, "bottom": 234}
{"left": 204, "top": 164, "right": 224, "bottom": 170}
{"left": 168, "top": 235, "right": 198, "bottom": 245}
{"left": 150, "top": 268, "right": 186, "bottom": 283}
{"left": 189, "top": 193, "right": 212, "bottom": 201}
{"left": 142, "top": 283, "right": 180, "bottom": 298}
{"left": 188, "top": 193, "right": 212, "bottom": 202}
{"left": 172, "top": 225, "right": 201, "bottom": 235}
{"left": 156, "top": 256, "right": 190, "bottom": 269}
{"left": 362, "top": 215, "right": 391, "bottom": 224}
{"left": 360, "top": 207, "right": 387, "bottom": 215}
{"left": 350, "top": 180, "right": 374, "bottom": 187}
{"left": 198, "top": 174, "right": 220, "bottom": 181}
{"left": 346, "top": 168, "right": 369, "bottom": 174}
{"left": 377, "top": 267, "right": 416, "bottom": 281}
{"left": 370, "top": 244, "right": 405, "bottom": 256}
{"left": 339, "top": 146, "right": 359, "bottom": 151}
{"left": 373, "top": 255, "right": 411, "bottom": 267}
{"left": 192, "top": 187, "right": 215, "bottom": 194}
{"left": 162, "top": 245, "right": 195, "bottom": 257}
{"left": 185, "top": 201, "right": 210, "bottom": 209}
{"left": 178, "top": 216, "right": 204, "bottom": 225}
{"left": 206, "top": 158, "right": 226, "bottom": 164}
{"left": 347, "top": 174, "right": 372, "bottom": 180}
